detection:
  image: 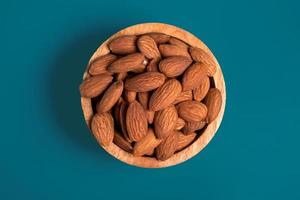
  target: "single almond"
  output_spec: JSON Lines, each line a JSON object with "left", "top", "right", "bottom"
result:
{"left": 113, "top": 98, "right": 124, "bottom": 127}
{"left": 124, "top": 90, "right": 136, "bottom": 103}
{"left": 155, "top": 131, "right": 179, "bottom": 161}
{"left": 115, "top": 72, "right": 128, "bottom": 81}
{"left": 159, "top": 56, "right": 192, "bottom": 77}
{"left": 169, "top": 37, "right": 189, "bottom": 49}
{"left": 176, "top": 100, "right": 207, "bottom": 122}
{"left": 108, "top": 53, "right": 145, "bottom": 73}
{"left": 154, "top": 105, "right": 178, "bottom": 139}
{"left": 137, "top": 92, "right": 150, "bottom": 109}
{"left": 91, "top": 113, "right": 114, "bottom": 146}
{"left": 182, "top": 121, "right": 206, "bottom": 134}
{"left": 126, "top": 101, "right": 148, "bottom": 142}
{"left": 137, "top": 35, "right": 161, "bottom": 59}
{"left": 173, "top": 90, "right": 193, "bottom": 105}
{"left": 119, "top": 101, "right": 131, "bottom": 142}
{"left": 125, "top": 72, "right": 165, "bottom": 92}
{"left": 174, "top": 118, "right": 185, "bottom": 130}
{"left": 204, "top": 88, "right": 222, "bottom": 123}
{"left": 133, "top": 128, "right": 161, "bottom": 156}
{"left": 96, "top": 81, "right": 124, "bottom": 113}
{"left": 109, "top": 35, "right": 137, "bottom": 55}
{"left": 146, "top": 33, "right": 170, "bottom": 44}
{"left": 149, "top": 79, "right": 182, "bottom": 111}
{"left": 189, "top": 47, "right": 217, "bottom": 76}
{"left": 193, "top": 76, "right": 210, "bottom": 102}
{"left": 159, "top": 44, "right": 190, "bottom": 58}
{"left": 79, "top": 74, "right": 113, "bottom": 98}
{"left": 113, "top": 131, "right": 133, "bottom": 153}
{"left": 146, "top": 110, "right": 155, "bottom": 124}
{"left": 146, "top": 58, "right": 159, "bottom": 72}
{"left": 88, "top": 54, "right": 117, "bottom": 75}
{"left": 182, "top": 62, "right": 209, "bottom": 91}
{"left": 176, "top": 131, "right": 197, "bottom": 152}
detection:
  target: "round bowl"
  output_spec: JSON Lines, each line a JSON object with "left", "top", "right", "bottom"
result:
{"left": 81, "top": 23, "right": 226, "bottom": 168}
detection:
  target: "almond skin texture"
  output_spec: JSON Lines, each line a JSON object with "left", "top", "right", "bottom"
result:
{"left": 189, "top": 47, "right": 217, "bottom": 76}
{"left": 115, "top": 72, "right": 128, "bottom": 81}
{"left": 137, "top": 35, "right": 161, "bottom": 59}
{"left": 204, "top": 88, "right": 222, "bottom": 123}
{"left": 113, "top": 131, "right": 133, "bottom": 153}
{"left": 146, "top": 33, "right": 170, "bottom": 44}
{"left": 126, "top": 101, "right": 148, "bottom": 142}
{"left": 169, "top": 37, "right": 189, "bottom": 49}
{"left": 133, "top": 128, "right": 161, "bottom": 156}
{"left": 155, "top": 132, "right": 179, "bottom": 161}
{"left": 177, "top": 100, "right": 208, "bottom": 122}
{"left": 119, "top": 101, "right": 131, "bottom": 142}
{"left": 146, "top": 58, "right": 159, "bottom": 72}
{"left": 137, "top": 92, "right": 150, "bottom": 109}
{"left": 124, "top": 90, "right": 137, "bottom": 103}
{"left": 159, "top": 44, "right": 190, "bottom": 58}
{"left": 193, "top": 76, "right": 210, "bottom": 102}
{"left": 88, "top": 54, "right": 117, "bottom": 75}
{"left": 109, "top": 35, "right": 137, "bottom": 55}
{"left": 159, "top": 56, "right": 192, "bottom": 77}
{"left": 149, "top": 79, "right": 182, "bottom": 111}
{"left": 97, "top": 81, "right": 124, "bottom": 113}
{"left": 182, "top": 62, "right": 209, "bottom": 91}
{"left": 182, "top": 121, "right": 206, "bottom": 134}
{"left": 176, "top": 131, "right": 197, "bottom": 152}
{"left": 91, "top": 113, "right": 114, "bottom": 147}
{"left": 173, "top": 90, "right": 193, "bottom": 105}
{"left": 125, "top": 72, "right": 165, "bottom": 92}
{"left": 175, "top": 118, "right": 185, "bottom": 130}
{"left": 154, "top": 105, "right": 178, "bottom": 139}
{"left": 108, "top": 53, "right": 145, "bottom": 73}
{"left": 80, "top": 74, "right": 113, "bottom": 98}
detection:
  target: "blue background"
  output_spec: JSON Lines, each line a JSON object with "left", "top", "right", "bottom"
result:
{"left": 1, "top": 0, "right": 299, "bottom": 199}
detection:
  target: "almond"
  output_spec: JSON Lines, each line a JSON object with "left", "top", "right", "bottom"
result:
{"left": 126, "top": 101, "right": 148, "bottom": 141}
{"left": 88, "top": 54, "right": 117, "bottom": 75}
{"left": 182, "top": 62, "right": 209, "bottom": 91}
{"left": 113, "top": 131, "right": 133, "bottom": 153}
{"left": 159, "top": 44, "right": 190, "bottom": 58}
{"left": 113, "top": 98, "right": 124, "bottom": 127}
{"left": 79, "top": 74, "right": 113, "bottom": 98}
{"left": 173, "top": 90, "right": 193, "bottom": 105}
{"left": 146, "top": 33, "right": 170, "bottom": 44}
{"left": 108, "top": 53, "right": 145, "bottom": 73}
{"left": 176, "top": 100, "right": 207, "bottom": 122}
{"left": 137, "top": 35, "right": 161, "bottom": 59}
{"left": 193, "top": 76, "right": 210, "bottom": 102}
{"left": 204, "top": 88, "right": 222, "bottom": 123}
{"left": 154, "top": 105, "right": 178, "bottom": 138}
{"left": 125, "top": 72, "right": 165, "bottom": 92}
{"left": 137, "top": 92, "right": 150, "bottom": 109}
{"left": 97, "top": 81, "right": 124, "bottom": 113}
{"left": 115, "top": 72, "right": 128, "bottom": 81}
{"left": 182, "top": 121, "right": 206, "bottom": 134}
{"left": 155, "top": 131, "right": 178, "bottom": 161}
{"left": 146, "top": 110, "right": 155, "bottom": 124}
{"left": 91, "top": 113, "right": 114, "bottom": 146}
{"left": 175, "top": 118, "right": 185, "bottom": 130}
{"left": 159, "top": 56, "right": 192, "bottom": 77}
{"left": 176, "top": 131, "right": 196, "bottom": 152}
{"left": 146, "top": 58, "right": 159, "bottom": 72}
{"left": 124, "top": 90, "right": 136, "bottom": 103}
{"left": 119, "top": 101, "right": 131, "bottom": 142}
{"left": 189, "top": 47, "right": 217, "bottom": 76}
{"left": 149, "top": 79, "right": 182, "bottom": 111}
{"left": 109, "top": 35, "right": 137, "bottom": 55}
{"left": 133, "top": 128, "right": 161, "bottom": 156}
{"left": 169, "top": 37, "right": 189, "bottom": 49}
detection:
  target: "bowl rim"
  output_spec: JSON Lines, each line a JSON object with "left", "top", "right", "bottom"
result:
{"left": 80, "top": 22, "right": 226, "bottom": 168}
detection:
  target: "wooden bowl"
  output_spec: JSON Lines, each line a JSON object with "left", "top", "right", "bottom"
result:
{"left": 81, "top": 23, "right": 226, "bottom": 168}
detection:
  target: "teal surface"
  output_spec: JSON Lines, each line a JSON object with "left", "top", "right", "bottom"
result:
{"left": 1, "top": 0, "right": 300, "bottom": 199}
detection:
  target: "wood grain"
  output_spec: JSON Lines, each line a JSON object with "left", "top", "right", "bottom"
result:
{"left": 81, "top": 23, "right": 226, "bottom": 168}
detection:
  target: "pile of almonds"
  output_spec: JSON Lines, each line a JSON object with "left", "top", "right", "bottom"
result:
{"left": 80, "top": 33, "right": 222, "bottom": 161}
